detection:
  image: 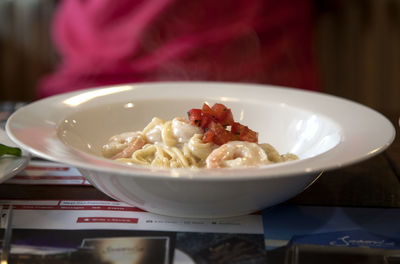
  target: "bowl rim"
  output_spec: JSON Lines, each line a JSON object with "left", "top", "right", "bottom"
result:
{"left": 5, "top": 81, "right": 396, "bottom": 181}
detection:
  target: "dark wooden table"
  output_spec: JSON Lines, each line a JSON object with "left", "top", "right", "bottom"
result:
{"left": 0, "top": 111, "right": 399, "bottom": 209}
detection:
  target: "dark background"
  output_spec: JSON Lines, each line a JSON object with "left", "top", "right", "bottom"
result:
{"left": 0, "top": 0, "right": 399, "bottom": 113}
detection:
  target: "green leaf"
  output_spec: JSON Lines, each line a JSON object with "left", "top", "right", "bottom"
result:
{"left": 0, "top": 144, "right": 22, "bottom": 157}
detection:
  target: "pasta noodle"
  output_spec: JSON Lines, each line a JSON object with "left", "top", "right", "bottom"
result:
{"left": 102, "top": 115, "right": 298, "bottom": 169}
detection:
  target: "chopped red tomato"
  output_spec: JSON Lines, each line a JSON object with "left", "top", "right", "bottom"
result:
{"left": 199, "top": 112, "right": 214, "bottom": 129}
{"left": 208, "top": 121, "right": 233, "bottom": 145}
{"left": 188, "top": 103, "right": 258, "bottom": 145}
{"left": 231, "top": 122, "right": 247, "bottom": 136}
{"left": 219, "top": 108, "right": 234, "bottom": 126}
{"left": 239, "top": 129, "right": 258, "bottom": 142}
{"left": 188, "top": 109, "right": 202, "bottom": 127}
{"left": 202, "top": 130, "right": 214, "bottom": 143}
{"left": 202, "top": 103, "right": 214, "bottom": 116}
{"left": 211, "top": 103, "right": 228, "bottom": 121}
{"left": 231, "top": 122, "right": 258, "bottom": 142}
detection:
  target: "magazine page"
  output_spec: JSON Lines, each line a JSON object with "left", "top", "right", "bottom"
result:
{"left": 0, "top": 200, "right": 266, "bottom": 264}
{"left": 262, "top": 205, "right": 400, "bottom": 263}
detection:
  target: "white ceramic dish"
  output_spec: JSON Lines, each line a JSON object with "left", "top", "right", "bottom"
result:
{"left": 6, "top": 82, "right": 396, "bottom": 218}
{"left": 0, "top": 129, "right": 30, "bottom": 183}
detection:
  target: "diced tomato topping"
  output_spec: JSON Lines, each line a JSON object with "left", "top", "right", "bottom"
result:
{"left": 202, "top": 130, "right": 215, "bottom": 143}
{"left": 208, "top": 121, "right": 233, "bottom": 145}
{"left": 231, "top": 122, "right": 247, "bottom": 135}
{"left": 239, "top": 129, "right": 258, "bottom": 142}
{"left": 188, "top": 109, "right": 202, "bottom": 127}
{"left": 219, "top": 109, "right": 234, "bottom": 126}
{"left": 188, "top": 103, "right": 258, "bottom": 145}
{"left": 199, "top": 112, "right": 213, "bottom": 129}
{"left": 231, "top": 122, "right": 258, "bottom": 142}
{"left": 202, "top": 103, "right": 214, "bottom": 116}
{"left": 211, "top": 103, "right": 228, "bottom": 121}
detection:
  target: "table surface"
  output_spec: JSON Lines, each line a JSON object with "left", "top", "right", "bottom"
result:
{"left": 0, "top": 110, "right": 399, "bottom": 209}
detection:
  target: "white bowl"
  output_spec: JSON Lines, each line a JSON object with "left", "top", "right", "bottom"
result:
{"left": 6, "top": 82, "right": 396, "bottom": 218}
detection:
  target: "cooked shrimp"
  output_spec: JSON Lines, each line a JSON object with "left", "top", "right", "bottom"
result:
{"left": 102, "top": 132, "right": 145, "bottom": 159}
{"left": 172, "top": 117, "right": 202, "bottom": 143}
{"left": 112, "top": 134, "right": 146, "bottom": 159}
{"left": 205, "top": 141, "right": 270, "bottom": 168}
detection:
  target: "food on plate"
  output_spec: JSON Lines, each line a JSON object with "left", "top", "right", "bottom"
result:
{"left": 102, "top": 103, "right": 298, "bottom": 168}
{"left": 0, "top": 144, "right": 21, "bottom": 157}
